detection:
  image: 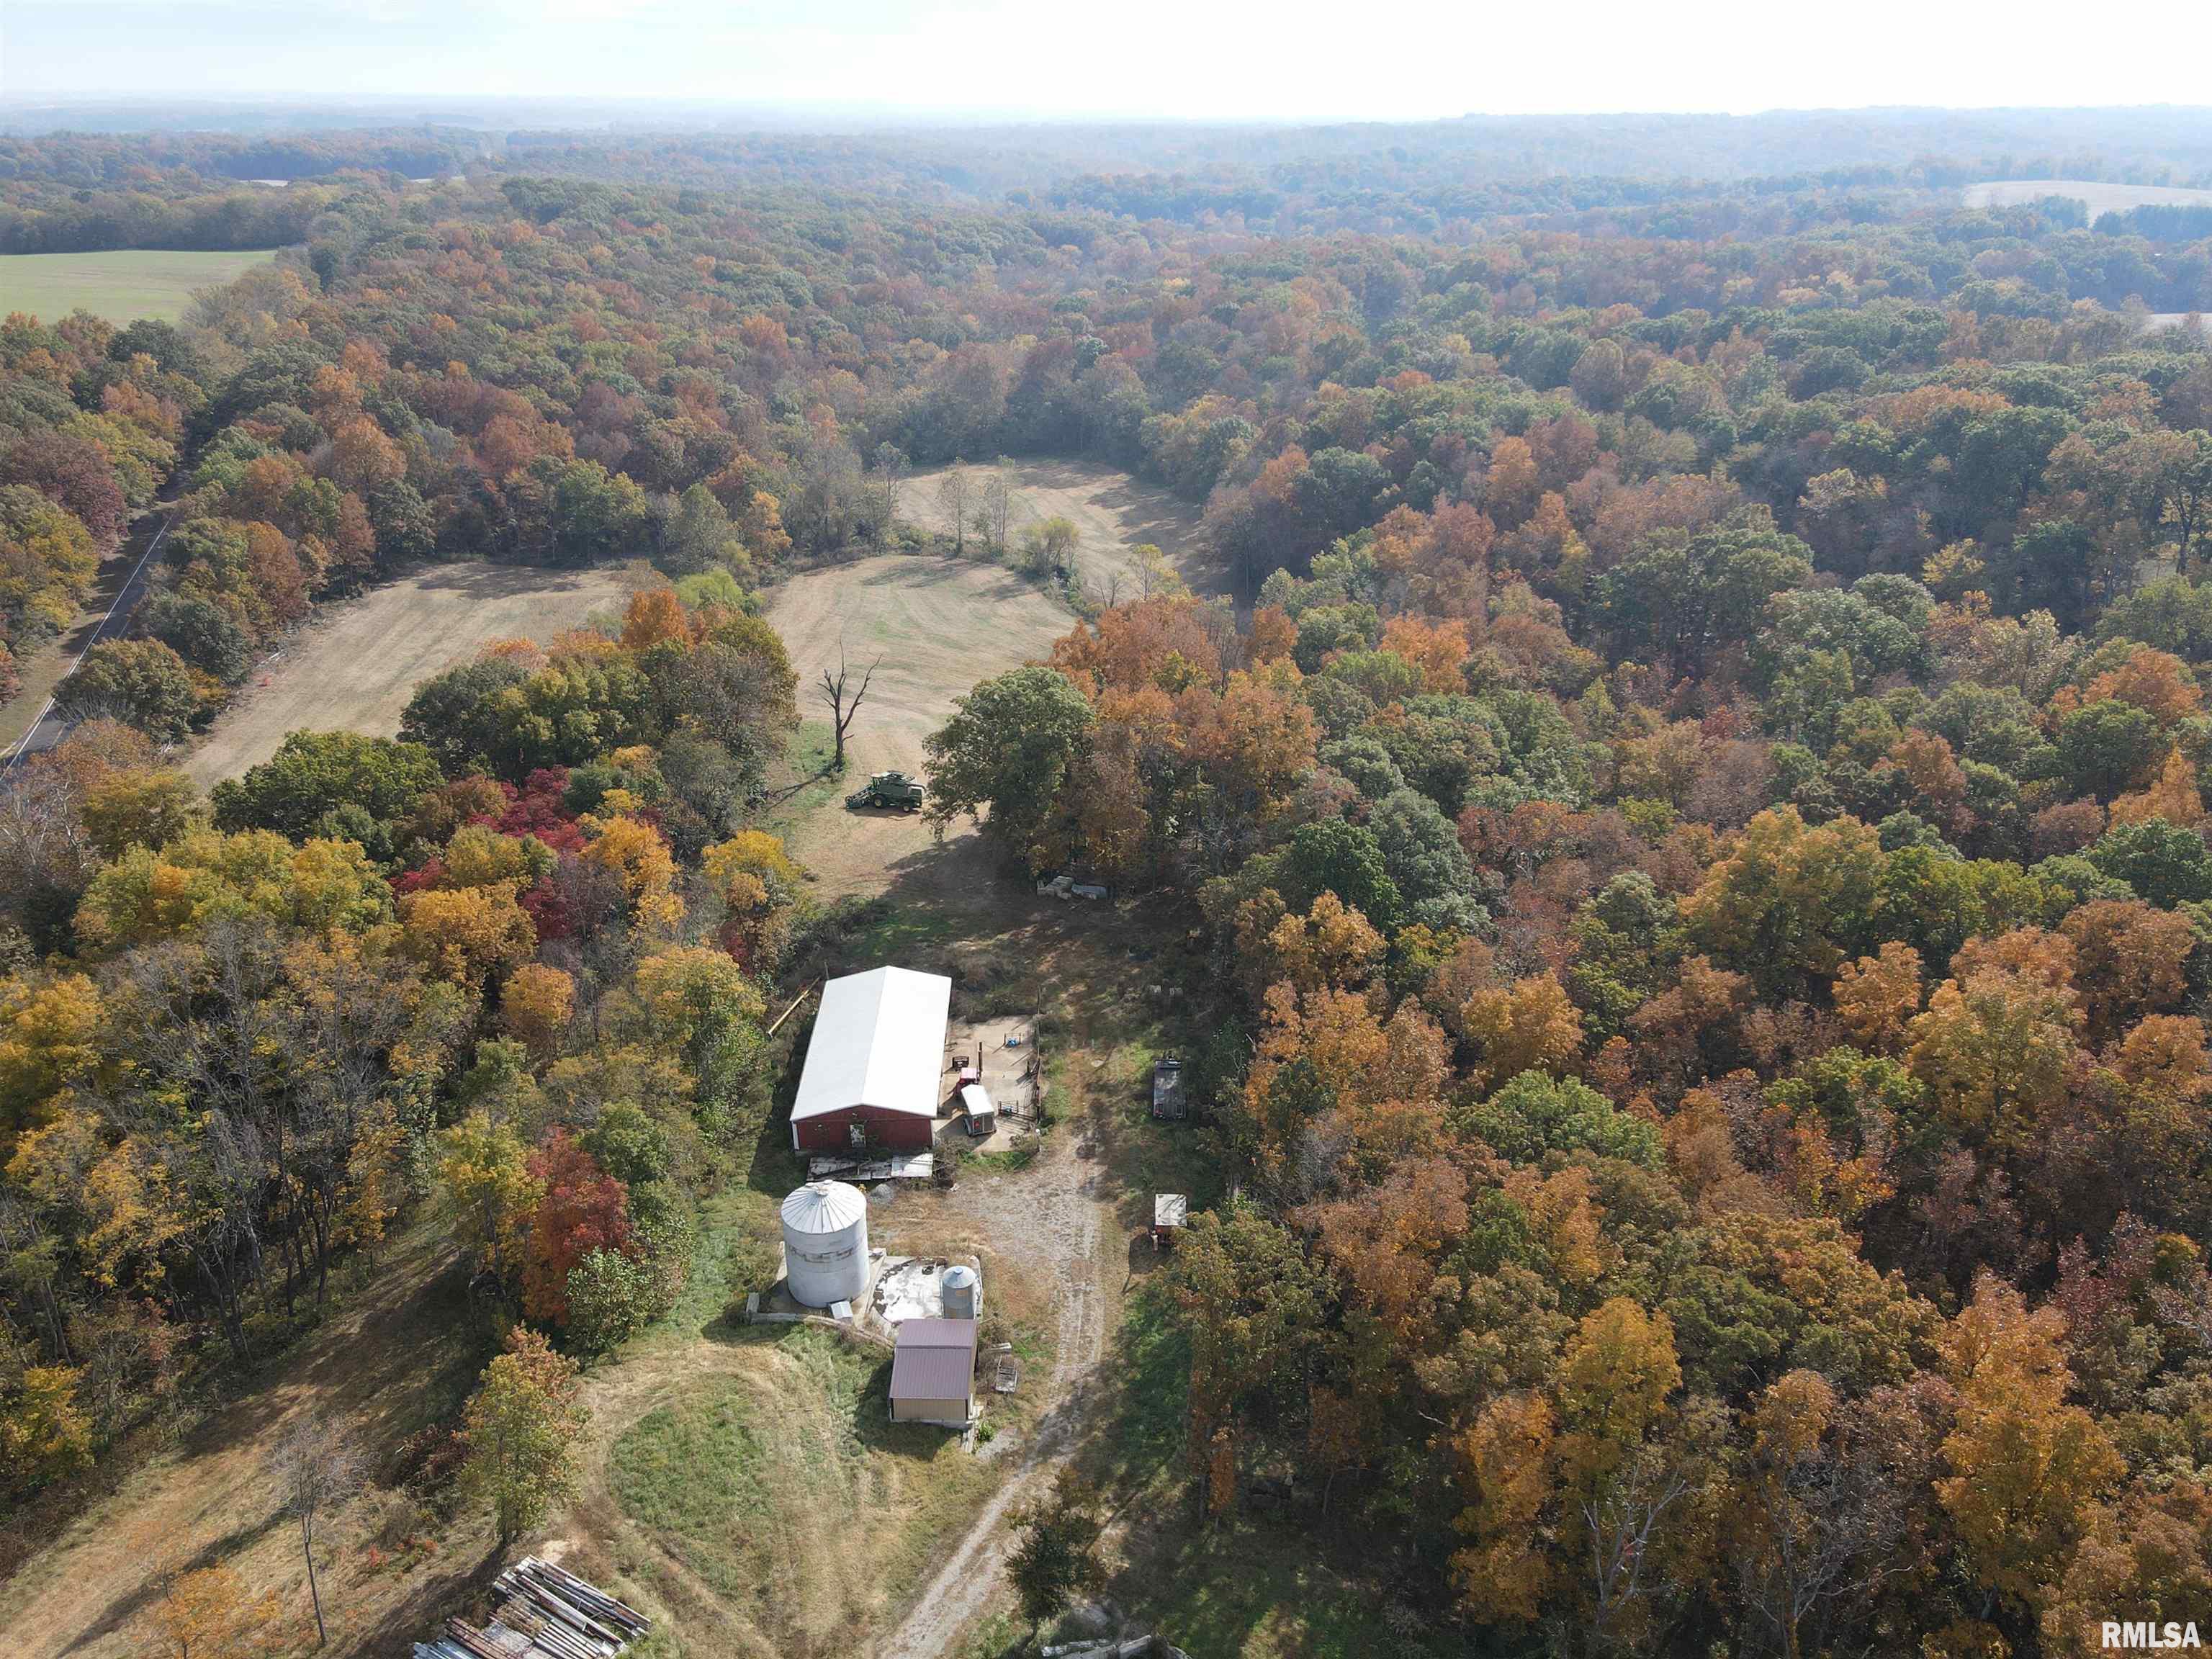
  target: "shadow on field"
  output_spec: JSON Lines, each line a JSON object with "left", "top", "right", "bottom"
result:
{"left": 411, "top": 562, "right": 637, "bottom": 599}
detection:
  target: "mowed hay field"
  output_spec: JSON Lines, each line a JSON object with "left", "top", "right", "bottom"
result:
{"left": 902, "top": 459, "right": 1215, "bottom": 598}
{"left": 1964, "top": 179, "right": 2212, "bottom": 215}
{"left": 185, "top": 561, "right": 643, "bottom": 787}
{"left": 763, "top": 553, "right": 1072, "bottom": 893}
{"left": 0, "top": 248, "right": 282, "bottom": 324}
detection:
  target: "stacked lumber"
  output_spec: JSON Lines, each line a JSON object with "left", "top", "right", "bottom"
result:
{"left": 411, "top": 1557, "right": 649, "bottom": 1659}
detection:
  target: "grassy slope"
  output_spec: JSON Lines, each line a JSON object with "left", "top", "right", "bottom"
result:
{"left": 0, "top": 249, "right": 281, "bottom": 325}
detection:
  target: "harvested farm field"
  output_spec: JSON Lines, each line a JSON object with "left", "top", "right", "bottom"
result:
{"left": 901, "top": 459, "right": 1218, "bottom": 598}
{"left": 184, "top": 561, "right": 643, "bottom": 786}
{"left": 1964, "top": 179, "right": 2212, "bottom": 215}
{"left": 762, "top": 552, "right": 1071, "bottom": 894}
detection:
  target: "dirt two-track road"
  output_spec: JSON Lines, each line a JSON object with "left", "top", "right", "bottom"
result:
{"left": 878, "top": 1125, "right": 1114, "bottom": 1659}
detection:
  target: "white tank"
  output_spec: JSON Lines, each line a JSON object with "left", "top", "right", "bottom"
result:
{"left": 781, "top": 1181, "right": 869, "bottom": 1308}
{"left": 943, "top": 1263, "right": 980, "bottom": 1320}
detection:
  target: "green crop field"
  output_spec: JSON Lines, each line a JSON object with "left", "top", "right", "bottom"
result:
{"left": 0, "top": 247, "right": 282, "bottom": 324}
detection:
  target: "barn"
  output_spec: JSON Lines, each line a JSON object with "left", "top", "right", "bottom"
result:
{"left": 789, "top": 966, "right": 953, "bottom": 1154}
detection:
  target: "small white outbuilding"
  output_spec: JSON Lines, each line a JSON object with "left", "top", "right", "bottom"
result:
{"left": 958, "top": 1083, "right": 997, "bottom": 1136}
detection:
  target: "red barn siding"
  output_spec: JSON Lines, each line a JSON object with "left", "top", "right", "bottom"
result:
{"left": 793, "top": 1105, "right": 935, "bottom": 1153}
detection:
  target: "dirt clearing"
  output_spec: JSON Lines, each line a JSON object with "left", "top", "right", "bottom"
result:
{"left": 762, "top": 554, "right": 1072, "bottom": 894}
{"left": 1964, "top": 179, "right": 2212, "bottom": 215}
{"left": 902, "top": 460, "right": 1217, "bottom": 599}
{"left": 184, "top": 562, "right": 642, "bottom": 788}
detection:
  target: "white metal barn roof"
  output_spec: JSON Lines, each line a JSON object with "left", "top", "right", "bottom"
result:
{"left": 791, "top": 966, "right": 953, "bottom": 1128}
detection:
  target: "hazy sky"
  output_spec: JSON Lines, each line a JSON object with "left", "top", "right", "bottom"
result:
{"left": 5, "top": 0, "right": 2209, "bottom": 120}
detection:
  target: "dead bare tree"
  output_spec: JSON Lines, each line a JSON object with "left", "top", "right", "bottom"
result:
{"left": 871, "top": 441, "right": 909, "bottom": 530}
{"left": 935, "top": 463, "right": 971, "bottom": 554}
{"left": 820, "top": 647, "right": 879, "bottom": 770}
{"left": 274, "top": 1413, "right": 362, "bottom": 1647}
{"left": 985, "top": 459, "right": 1015, "bottom": 548}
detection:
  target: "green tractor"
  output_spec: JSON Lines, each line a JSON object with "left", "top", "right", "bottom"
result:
{"left": 846, "top": 769, "right": 925, "bottom": 811}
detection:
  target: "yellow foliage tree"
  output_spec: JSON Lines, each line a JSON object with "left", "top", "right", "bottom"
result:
{"left": 1452, "top": 1393, "right": 1560, "bottom": 1624}
{"left": 500, "top": 962, "right": 575, "bottom": 1059}
{"left": 145, "top": 1564, "right": 291, "bottom": 1659}
{"left": 0, "top": 1364, "right": 93, "bottom": 1493}
{"left": 1461, "top": 971, "right": 1585, "bottom": 1088}
{"left": 2109, "top": 747, "right": 2204, "bottom": 828}
{"left": 1256, "top": 891, "right": 1386, "bottom": 993}
{"left": 434, "top": 1110, "right": 543, "bottom": 1281}
{"left": 1936, "top": 1275, "right": 2122, "bottom": 1611}
{"left": 701, "top": 830, "right": 805, "bottom": 968}
{"left": 619, "top": 587, "right": 693, "bottom": 651}
{"left": 1833, "top": 941, "right": 1925, "bottom": 1054}
{"left": 0, "top": 973, "right": 104, "bottom": 1138}
{"left": 398, "top": 884, "right": 536, "bottom": 986}
{"left": 581, "top": 814, "right": 684, "bottom": 938}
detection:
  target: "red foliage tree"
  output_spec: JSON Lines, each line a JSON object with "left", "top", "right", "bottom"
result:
{"left": 520, "top": 1132, "right": 633, "bottom": 1326}
{"left": 0, "top": 430, "right": 127, "bottom": 545}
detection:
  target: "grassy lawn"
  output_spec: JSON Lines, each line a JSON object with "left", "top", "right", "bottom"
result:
{"left": 0, "top": 248, "right": 282, "bottom": 324}
{"left": 608, "top": 1326, "right": 1004, "bottom": 1658}
{"left": 665, "top": 1187, "right": 784, "bottom": 1333}
{"left": 612, "top": 1376, "right": 776, "bottom": 1591}
{"left": 814, "top": 891, "right": 967, "bottom": 964}
{"left": 758, "top": 719, "right": 845, "bottom": 838}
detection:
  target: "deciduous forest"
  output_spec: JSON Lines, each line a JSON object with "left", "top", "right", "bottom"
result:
{"left": 5, "top": 105, "right": 2212, "bottom": 1658}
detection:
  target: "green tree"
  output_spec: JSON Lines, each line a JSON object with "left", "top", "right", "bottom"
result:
{"left": 398, "top": 655, "right": 533, "bottom": 775}
{"left": 1006, "top": 1471, "right": 1105, "bottom": 1628}
{"left": 1683, "top": 807, "right": 1886, "bottom": 998}
{"left": 1369, "top": 786, "right": 1481, "bottom": 932}
{"left": 1596, "top": 521, "right": 1815, "bottom": 667}
{"left": 138, "top": 592, "right": 254, "bottom": 683}
{"left": 2056, "top": 700, "right": 2163, "bottom": 800}
{"left": 1276, "top": 817, "right": 1402, "bottom": 932}
{"left": 2089, "top": 817, "right": 2212, "bottom": 908}
{"left": 459, "top": 1327, "right": 585, "bottom": 1545}
{"left": 210, "top": 731, "right": 442, "bottom": 844}
{"left": 564, "top": 1248, "right": 656, "bottom": 1356}
{"left": 923, "top": 665, "right": 1094, "bottom": 868}
{"left": 1455, "top": 1071, "right": 1661, "bottom": 1169}
{"left": 1169, "top": 1202, "right": 1331, "bottom": 1471}
{"left": 54, "top": 639, "right": 197, "bottom": 743}
{"left": 657, "top": 482, "right": 745, "bottom": 577}
{"left": 1017, "top": 514, "right": 1079, "bottom": 577}
{"left": 367, "top": 479, "right": 437, "bottom": 570}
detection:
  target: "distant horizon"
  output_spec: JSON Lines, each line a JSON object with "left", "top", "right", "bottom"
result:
{"left": 6, "top": 94, "right": 2212, "bottom": 140}
{"left": 6, "top": 0, "right": 2209, "bottom": 122}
